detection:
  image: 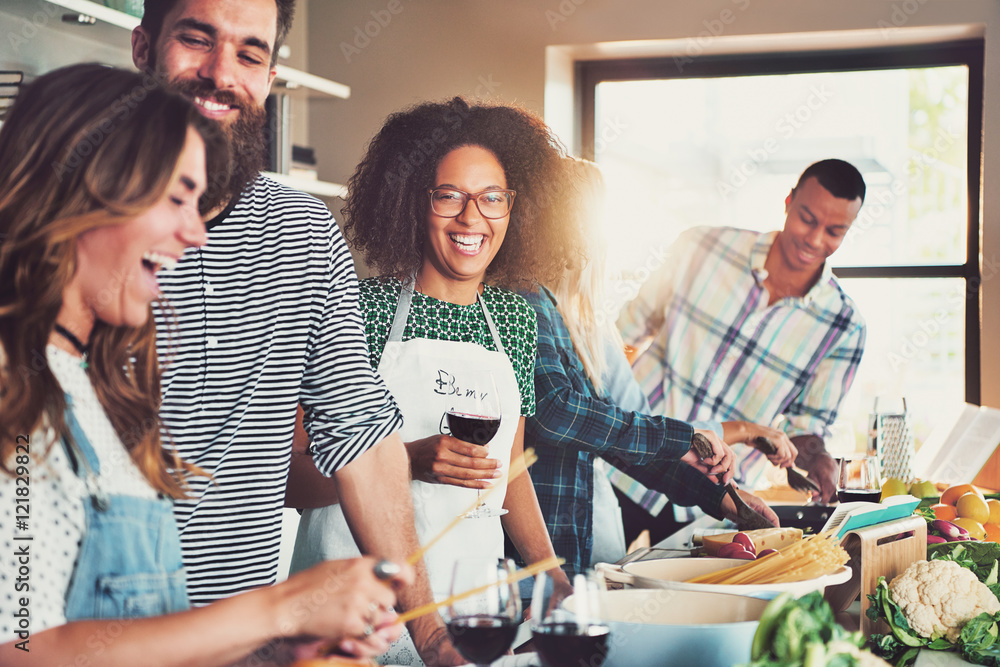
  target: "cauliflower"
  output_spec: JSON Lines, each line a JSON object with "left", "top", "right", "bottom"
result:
{"left": 888, "top": 559, "right": 1000, "bottom": 643}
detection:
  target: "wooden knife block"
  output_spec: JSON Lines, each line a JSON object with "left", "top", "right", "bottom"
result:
{"left": 824, "top": 515, "right": 927, "bottom": 637}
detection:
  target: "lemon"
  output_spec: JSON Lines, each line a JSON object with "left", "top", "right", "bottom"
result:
{"left": 956, "top": 492, "right": 990, "bottom": 525}
{"left": 942, "top": 483, "right": 983, "bottom": 506}
{"left": 953, "top": 517, "right": 987, "bottom": 541}
{"left": 908, "top": 480, "right": 938, "bottom": 499}
{"left": 880, "top": 478, "right": 908, "bottom": 501}
{"left": 988, "top": 499, "right": 1000, "bottom": 525}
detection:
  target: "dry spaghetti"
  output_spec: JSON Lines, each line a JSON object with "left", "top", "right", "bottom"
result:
{"left": 686, "top": 531, "right": 848, "bottom": 585}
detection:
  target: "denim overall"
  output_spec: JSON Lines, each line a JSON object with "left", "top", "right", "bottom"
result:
{"left": 60, "top": 396, "right": 189, "bottom": 620}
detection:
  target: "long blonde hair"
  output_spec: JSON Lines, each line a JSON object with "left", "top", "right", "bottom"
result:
{"left": 0, "top": 64, "right": 229, "bottom": 497}
{"left": 550, "top": 158, "right": 624, "bottom": 396}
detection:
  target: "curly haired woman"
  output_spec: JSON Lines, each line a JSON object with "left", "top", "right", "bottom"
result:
{"left": 290, "top": 97, "right": 577, "bottom": 665}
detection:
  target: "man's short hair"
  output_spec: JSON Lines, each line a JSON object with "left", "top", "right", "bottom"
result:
{"left": 141, "top": 0, "right": 295, "bottom": 67}
{"left": 793, "top": 158, "right": 866, "bottom": 204}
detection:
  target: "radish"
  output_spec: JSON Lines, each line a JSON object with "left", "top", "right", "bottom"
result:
{"left": 732, "top": 532, "right": 757, "bottom": 556}
{"left": 718, "top": 542, "right": 756, "bottom": 559}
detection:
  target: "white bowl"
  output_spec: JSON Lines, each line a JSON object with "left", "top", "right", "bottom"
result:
{"left": 561, "top": 588, "right": 770, "bottom": 667}
{"left": 622, "top": 556, "right": 852, "bottom": 598}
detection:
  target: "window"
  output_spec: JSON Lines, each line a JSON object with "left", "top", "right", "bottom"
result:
{"left": 579, "top": 40, "right": 983, "bottom": 452}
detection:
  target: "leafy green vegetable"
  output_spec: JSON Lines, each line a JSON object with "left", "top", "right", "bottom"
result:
{"left": 744, "top": 592, "right": 878, "bottom": 667}
{"left": 868, "top": 545, "right": 1000, "bottom": 666}
{"left": 962, "top": 613, "right": 999, "bottom": 653}
{"left": 928, "top": 541, "right": 1000, "bottom": 583}
{"left": 866, "top": 576, "right": 926, "bottom": 660}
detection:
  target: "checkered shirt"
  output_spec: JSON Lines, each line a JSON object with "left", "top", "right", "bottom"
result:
{"left": 524, "top": 287, "right": 726, "bottom": 575}
{"left": 616, "top": 226, "right": 866, "bottom": 517}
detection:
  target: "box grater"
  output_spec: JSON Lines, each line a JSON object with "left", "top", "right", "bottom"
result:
{"left": 869, "top": 397, "right": 915, "bottom": 484}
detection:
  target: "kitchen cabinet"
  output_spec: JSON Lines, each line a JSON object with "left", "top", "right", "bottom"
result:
{"left": 4, "top": 0, "right": 347, "bottom": 198}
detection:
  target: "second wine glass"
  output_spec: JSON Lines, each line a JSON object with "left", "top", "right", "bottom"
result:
{"left": 837, "top": 454, "right": 883, "bottom": 503}
{"left": 444, "top": 557, "right": 520, "bottom": 667}
{"left": 530, "top": 571, "right": 611, "bottom": 667}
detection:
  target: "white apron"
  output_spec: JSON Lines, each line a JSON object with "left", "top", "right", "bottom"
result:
{"left": 291, "top": 282, "right": 521, "bottom": 653}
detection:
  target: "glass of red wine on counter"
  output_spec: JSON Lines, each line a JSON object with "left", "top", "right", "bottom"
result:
{"left": 442, "top": 370, "right": 505, "bottom": 518}
{"left": 444, "top": 557, "right": 521, "bottom": 667}
{"left": 530, "top": 570, "right": 611, "bottom": 667}
{"left": 836, "top": 453, "right": 883, "bottom": 503}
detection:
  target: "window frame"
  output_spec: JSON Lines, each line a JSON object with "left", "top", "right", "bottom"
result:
{"left": 577, "top": 39, "right": 984, "bottom": 404}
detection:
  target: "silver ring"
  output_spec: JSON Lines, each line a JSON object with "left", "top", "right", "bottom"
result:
{"left": 362, "top": 623, "right": 374, "bottom": 638}
{"left": 373, "top": 559, "right": 401, "bottom": 581}
{"left": 366, "top": 601, "right": 381, "bottom": 625}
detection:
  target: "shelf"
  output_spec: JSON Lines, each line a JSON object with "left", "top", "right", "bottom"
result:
{"left": 46, "top": 0, "right": 139, "bottom": 29}
{"left": 40, "top": 0, "right": 350, "bottom": 98}
{"left": 263, "top": 172, "right": 347, "bottom": 199}
{"left": 274, "top": 65, "right": 350, "bottom": 99}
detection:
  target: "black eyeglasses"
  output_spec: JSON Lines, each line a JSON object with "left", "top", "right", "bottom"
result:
{"left": 428, "top": 187, "right": 516, "bottom": 219}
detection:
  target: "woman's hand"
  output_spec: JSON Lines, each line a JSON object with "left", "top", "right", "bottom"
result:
{"left": 719, "top": 488, "right": 779, "bottom": 528}
{"left": 405, "top": 435, "right": 502, "bottom": 488}
{"left": 272, "top": 557, "right": 412, "bottom": 659}
{"left": 680, "top": 429, "right": 735, "bottom": 485}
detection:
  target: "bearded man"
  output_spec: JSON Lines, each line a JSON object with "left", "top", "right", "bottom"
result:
{"left": 132, "top": 2, "right": 464, "bottom": 663}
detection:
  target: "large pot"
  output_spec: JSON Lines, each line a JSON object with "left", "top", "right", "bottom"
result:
{"left": 561, "top": 588, "right": 769, "bottom": 667}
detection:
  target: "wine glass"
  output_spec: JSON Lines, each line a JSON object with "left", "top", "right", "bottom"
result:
{"left": 444, "top": 557, "right": 520, "bottom": 667}
{"left": 441, "top": 370, "right": 506, "bottom": 518}
{"left": 530, "top": 571, "right": 611, "bottom": 667}
{"left": 836, "top": 454, "right": 883, "bottom": 503}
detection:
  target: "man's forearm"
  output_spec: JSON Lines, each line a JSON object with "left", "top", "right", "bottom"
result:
{"left": 791, "top": 434, "right": 838, "bottom": 502}
{"left": 333, "top": 433, "right": 453, "bottom": 663}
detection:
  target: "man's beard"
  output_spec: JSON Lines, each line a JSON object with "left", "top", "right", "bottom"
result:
{"left": 167, "top": 79, "right": 268, "bottom": 214}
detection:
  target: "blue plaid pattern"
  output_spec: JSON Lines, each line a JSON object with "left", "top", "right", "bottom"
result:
{"left": 523, "top": 287, "right": 725, "bottom": 575}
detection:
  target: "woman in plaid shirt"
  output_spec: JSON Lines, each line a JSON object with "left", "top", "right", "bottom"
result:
{"left": 522, "top": 159, "right": 776, "bottom": 575}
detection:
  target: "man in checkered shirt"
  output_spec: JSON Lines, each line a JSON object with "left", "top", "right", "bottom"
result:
{"left": 614, "top": 159, "right": 866, "bottom": 538}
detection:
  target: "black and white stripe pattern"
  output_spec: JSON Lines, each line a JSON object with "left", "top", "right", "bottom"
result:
{"left": 155, "top": 175, "right": 402, "bottom": 605}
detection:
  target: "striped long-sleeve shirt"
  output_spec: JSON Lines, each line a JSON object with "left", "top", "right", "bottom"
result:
{"left": 614, "top": 226, "right": 865, "bottom": 517}
{"left": 155, "top": 176, "right": 402, "bottom": 605}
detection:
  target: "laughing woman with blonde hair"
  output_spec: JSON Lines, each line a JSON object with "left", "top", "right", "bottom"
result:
{"left": 0, "top": 63, "right": 410, "bottom": 667}
{"left": 522, "top": 158, "right": 777, "bottom": 574}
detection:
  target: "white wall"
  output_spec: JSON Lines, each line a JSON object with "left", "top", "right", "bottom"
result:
{"left": 306, "top": 0, "right": 1000, "bottom": 410}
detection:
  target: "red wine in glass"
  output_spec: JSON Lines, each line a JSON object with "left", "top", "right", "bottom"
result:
{"left": 446, "top": 558, "right": 520, "bottom": 667}
{"left": 837, "top": 454, "right": 882, "bottom": 505}
{"left": 446, "top": 614, "right": 518, "bottom": 665}
{"left": 446, "top": 412, "right": 501, "bottom": 445}
{"left": 836, "top": 488, "right": 882, "bottom": 503}
{"left": 443, "top": 370, "right": 505, "bottom": 519}
{"left": 533, "top": 621, "right": 611, "bottom": 667}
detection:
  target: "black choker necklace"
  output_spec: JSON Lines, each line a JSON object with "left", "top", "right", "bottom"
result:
{"left": 53, "top": 323, "right": 90, "bottom": 370}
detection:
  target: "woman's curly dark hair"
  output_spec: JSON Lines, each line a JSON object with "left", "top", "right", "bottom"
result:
{"left": 342, "top": 97, "right": 584, "bottom": 291}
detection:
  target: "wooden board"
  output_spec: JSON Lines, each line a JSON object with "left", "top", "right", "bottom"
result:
{"left": 824, "top": 514, "right": 927, "bottom": 638}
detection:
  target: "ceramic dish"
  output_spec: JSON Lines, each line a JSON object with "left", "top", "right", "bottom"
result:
{"left": 622, "top": 556, "right": 852, "bottom": 598}
{"left": 562, "top": 588, "right": 770, "bottom": 667}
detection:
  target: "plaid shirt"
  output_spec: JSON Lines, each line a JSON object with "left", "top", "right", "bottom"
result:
{"left": 523, "top": 287, "right": 725, "bottom": 575}
{"left": 616, "top": 226, "right": 866, "bottom": 516}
